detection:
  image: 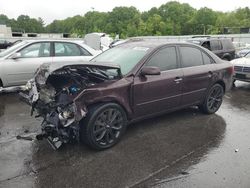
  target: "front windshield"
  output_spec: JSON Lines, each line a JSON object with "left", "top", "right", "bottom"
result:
{"left": 245, "top": 51, "right": 250, "bottom": 58}
{"left": 91, "top": 46, "right": 149, "bottom": 75}
{"left": 0, "top": 41, "right": 29, "bottom": 58}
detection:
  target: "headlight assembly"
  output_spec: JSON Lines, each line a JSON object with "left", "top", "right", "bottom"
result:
{"left": 58, "top": 104, "right": 76, "bottom": 127}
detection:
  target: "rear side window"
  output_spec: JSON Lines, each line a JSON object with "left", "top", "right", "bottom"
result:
{"left": 210, "top": 40, "right": 222, "bottom": 51}
{"left": 180, "top": 46, "right": 203, "bottom": 68}
{"left": 146, "top": 47, "right": 177, "bottom": 71}
{"left": 202, "top": 52, "right": 213, "bottom": 64}
{"left": 54, "top": 42, "right": 88, "bottom": 56}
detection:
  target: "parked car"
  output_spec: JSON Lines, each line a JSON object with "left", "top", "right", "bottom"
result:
{"left": 231, "top": 51, "right": 250, "bottom": 83}
{"left": 236, "top": 48, "right": 250, "bottom": 58}
{"left": 0, "top": 40, "right": 12, "bottom": 49}
{"left": 187, "top": 37, "right": 235, "bottom": 61}
{"left": 26, "top": 41, "right": 233, "bottom": 150}
{"left": 0, "top": 40, "right": 101, "bottom": 89}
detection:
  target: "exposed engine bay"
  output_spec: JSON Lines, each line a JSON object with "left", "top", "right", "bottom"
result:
{"left": 26, "top": 63, "right": 121, "bottom": 150}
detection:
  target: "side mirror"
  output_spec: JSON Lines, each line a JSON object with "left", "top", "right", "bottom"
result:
{"left": 141, "top": 66, "right": 161, "bottom": 76}
{"left": 11, "top": 52, "right": 21, "bottom": 59}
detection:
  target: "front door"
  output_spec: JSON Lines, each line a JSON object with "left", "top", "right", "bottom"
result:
{"left": 133, "top": 46, "right": 183, "bottom": 118}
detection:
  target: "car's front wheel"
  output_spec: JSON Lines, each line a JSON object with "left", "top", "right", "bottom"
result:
{"left": 80, "top": 103, "right": 127, "bottom": 150}
{"left": 199, "top": 84, "right": 224, "bottom": 114}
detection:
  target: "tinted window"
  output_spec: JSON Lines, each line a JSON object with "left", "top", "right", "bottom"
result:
{"left": 146, "top": 47, "right": 177, "bottom": 71}
{"left": 55, "top": 42, "right": 82, "bottom": 56}
{"left": 210, "top": 40, "right": 222, "bottom": 51}
{"left": 180, "top": 46, "right": 203, "bottom": 68}
{"left": 201, "top": 41, "right": 211, "bottom": 50}
{"left": 202, "top": 52, "right": 212, "bottom": 64}
{"left": 19, "top": 42, "right": 50, "bottom": 58}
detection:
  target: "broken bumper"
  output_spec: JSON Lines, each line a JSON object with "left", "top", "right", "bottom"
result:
{"left": 21, "top": 80, "right": 87, "bottom": 150}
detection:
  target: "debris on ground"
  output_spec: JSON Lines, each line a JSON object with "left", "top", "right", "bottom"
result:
{"left": 235, "top": 149, "right": 239, "bottom": 152}
{"left": 16, "top": 135, "right": 33, "bottom": 141}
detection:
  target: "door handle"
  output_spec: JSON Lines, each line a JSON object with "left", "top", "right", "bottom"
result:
{"left": 208, "top": 71, "right": 213, "bottom": 78}
{"left": 174, "top": 77, "right": 183, "bottom": 83}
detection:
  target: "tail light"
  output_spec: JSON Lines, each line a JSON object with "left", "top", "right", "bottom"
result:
{"left": 228, "top": 66, "right": 234, "bottom": 75}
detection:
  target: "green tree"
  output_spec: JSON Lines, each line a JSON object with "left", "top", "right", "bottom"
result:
{"left": 158, "top": 1, "right": 195, "bottom": 35}
{"left": 190, "top": 7, "right": 218, "bottom": 34}
{"left": 106, "top": 6, "right": 141, "bottom": 38}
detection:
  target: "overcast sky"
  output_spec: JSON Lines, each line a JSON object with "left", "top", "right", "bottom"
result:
{"left": 0, "top": 0, "right": 249, "bottom": 24}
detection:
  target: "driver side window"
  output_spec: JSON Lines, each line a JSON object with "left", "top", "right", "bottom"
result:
{"left": 19, "top": 42, "right": 50, "bottom": 58}
{"left": 146, "top": 47, "right": 178, "bottom": 71}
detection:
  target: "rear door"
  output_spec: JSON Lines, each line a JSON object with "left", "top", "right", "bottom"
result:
{"left": 178, "top": 45, "right": 215, "bottom": 106}
{"left": 52, "top": 42, "right": 93, "bottom": 64}
{"left": 3, "top": 42, "right": 52, "bottom": 86}
{"left": 210, "top": 40, "right": 223, "bottom": 58}
{"left": 133, "top": 46, "right": 183, "bottom": 118}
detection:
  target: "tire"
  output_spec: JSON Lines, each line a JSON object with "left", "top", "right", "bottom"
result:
{"left": 80, "top": 103, "right": 127, "bottom": 150}
{"left": 222, "top": 56, "right": 230, "bottom": 61}
{"left": 199, "top": 84, "right": 224, "bottom": 114}
{"left": 232, "top": 79, "right": 236, "bottom": 88}
{"left": 0, "top": 79, "right": 3, "bottom": 87}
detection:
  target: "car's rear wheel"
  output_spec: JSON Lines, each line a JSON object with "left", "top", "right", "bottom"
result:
{"left": 232, "top": 79, "right": 236, "bottom": 88}
{"left": 0, "top": 79, "right": 3, "bottom": 88}
{"left": 199, "top": 84, "right": 224, "bottom": 114}
{"left": 222, "top": 56, "right": 231, "bottom": 61}
{"left": 80, "top": 103, "right": 127, "bottom": 150}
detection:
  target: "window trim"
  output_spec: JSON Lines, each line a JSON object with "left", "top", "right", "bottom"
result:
{"left": 52, "top": 41, "right": 92, "bottom": 57}
{"left": 16, "top": 41, "right": 52, "bottom": 59}
{"left": 142, "top": 45, "right": 180, "bottom": 73}
{"left": 201, "top": 51, "right": 215, "bottom": 65}
{"left": 178, "top": 45, "right": 206, "bottom": 68}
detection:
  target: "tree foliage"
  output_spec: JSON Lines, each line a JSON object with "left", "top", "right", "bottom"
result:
{"left": 0, "top": 1, "right": 250, "bottom": 38}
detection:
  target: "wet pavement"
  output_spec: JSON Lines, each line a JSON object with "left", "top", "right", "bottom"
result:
{"left": 0, "top": 81, "right": 250, "bottom": 188}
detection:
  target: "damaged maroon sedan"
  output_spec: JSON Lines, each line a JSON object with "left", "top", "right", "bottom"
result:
{"left": 26, "top": 41, "right": 233, "bottom": 150}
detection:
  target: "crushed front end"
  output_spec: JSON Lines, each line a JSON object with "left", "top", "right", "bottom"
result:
{"left": 26, "top": 63, "right": 121, "bottom": 149}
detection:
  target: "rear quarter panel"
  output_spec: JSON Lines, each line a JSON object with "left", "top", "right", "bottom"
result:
{"left": 211, "top": 60, "right": 233, "bottom": 92}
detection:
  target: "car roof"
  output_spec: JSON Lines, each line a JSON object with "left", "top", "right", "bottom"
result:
{"left": 22, "top": 39, "right": 99, "bottom": 55}
{"left": 24, "top": 39, "right": 84, "bottom": 43}
{"left": 116, "top": 39, "right": 197, "bottom": 49}
{"left": 187, "top": 38, "right": 231, "bottom": 42}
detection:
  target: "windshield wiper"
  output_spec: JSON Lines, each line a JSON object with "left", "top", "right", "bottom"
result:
{"left": 90, "top": 67, "right": 110, "bottom": 79}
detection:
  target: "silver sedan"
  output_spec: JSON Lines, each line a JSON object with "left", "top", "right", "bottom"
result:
{"left": 0, "top": 39, "right": 101, "bottom": 88}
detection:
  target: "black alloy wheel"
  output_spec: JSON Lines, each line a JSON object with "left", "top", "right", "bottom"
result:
{"left": 81, "top": 103, "right": 127, "bottom": 150}
{"left": 200, "top": 84, "right": 224, "bottom": 114}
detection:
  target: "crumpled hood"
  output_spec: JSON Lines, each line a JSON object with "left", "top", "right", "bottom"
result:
{"left": 34, "top": 61, "right": 121, "bottom": 85}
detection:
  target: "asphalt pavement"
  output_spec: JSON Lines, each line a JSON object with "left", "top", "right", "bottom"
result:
{"left": 0, "top": 81, "right": 250, "bottom": 188}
